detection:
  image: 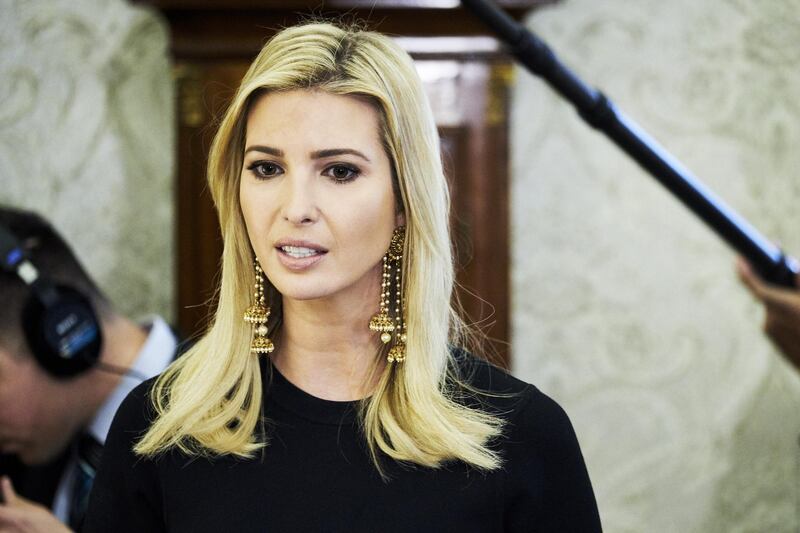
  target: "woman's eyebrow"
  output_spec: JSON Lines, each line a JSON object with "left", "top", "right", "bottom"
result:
{"left": 310, "top": 148, "right": 371, "bottom": 163}
{"left": 244, "top": 145, "right": 284, "bottom": 157}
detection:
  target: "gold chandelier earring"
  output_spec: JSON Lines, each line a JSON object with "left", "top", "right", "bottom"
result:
{"left": 244, "top": 259, "right": 274, "bottom": 355}
{"left": 369, "top": 226, "right": 406, "bottom": 363}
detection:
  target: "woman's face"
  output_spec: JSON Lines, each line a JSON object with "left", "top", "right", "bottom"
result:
{"left": 239, "top": 89, "right": 401, "bottom": 306}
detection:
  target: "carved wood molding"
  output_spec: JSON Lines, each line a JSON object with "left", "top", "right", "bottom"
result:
{"left": 141, "top": 0, "right": 550, "bottom": 9}
{"left": 136, "top": 0, "right": 556, "bottom": 58}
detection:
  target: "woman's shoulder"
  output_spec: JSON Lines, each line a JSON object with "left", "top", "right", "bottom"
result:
{"left": 108, "top": 376, "right": 160, "bottom": 438}
{"left": 452, "top": 353, "right": 602, "bottom": 530}
{"left": 450, "top": 349, "right": 529, "bottom": 393}
{"left": 449, "top": 349, "right": 566, "bottom": 425}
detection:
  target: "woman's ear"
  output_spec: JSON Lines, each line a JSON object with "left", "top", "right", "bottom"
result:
{"left": 395, "top": 211, "right": 406, "bottom": 227}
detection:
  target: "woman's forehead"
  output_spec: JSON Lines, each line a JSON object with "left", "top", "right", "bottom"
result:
{"left": 244, "top": 90, "right": 383, "bottom": 152}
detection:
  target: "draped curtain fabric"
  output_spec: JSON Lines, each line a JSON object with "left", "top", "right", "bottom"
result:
{"left": 0, "top": 0, "right": 174, "bottom": 321}
{"left": 511, "top": 1, "right": 800, "bottom": 531}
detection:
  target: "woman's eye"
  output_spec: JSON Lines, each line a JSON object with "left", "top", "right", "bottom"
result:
{"left": 248, "top": 162, "right": 283, "bottom": 179}
{"left": 325, "top": 164, "right": 360, "bottom": 183}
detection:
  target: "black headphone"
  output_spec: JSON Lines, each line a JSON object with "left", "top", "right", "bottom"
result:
{"left": 0, "top": 223, "right": 102, "bottom": 378}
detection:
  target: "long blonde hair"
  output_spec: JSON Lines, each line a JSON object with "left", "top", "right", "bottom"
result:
{"left": 135, "top": 22, "right": 504, "bottom": 473}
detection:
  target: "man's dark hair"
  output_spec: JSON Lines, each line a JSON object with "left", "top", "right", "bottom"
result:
{"left": 0, "top": 206, "right": 110, "bottom": 356}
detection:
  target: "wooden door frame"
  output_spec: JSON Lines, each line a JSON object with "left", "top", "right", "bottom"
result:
{"left": 144, "top": 0, "right": 553, "bottom": 367}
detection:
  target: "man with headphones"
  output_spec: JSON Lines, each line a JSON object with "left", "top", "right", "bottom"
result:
{"left": 0, "top": 207, "right": 179, "bottom": 532}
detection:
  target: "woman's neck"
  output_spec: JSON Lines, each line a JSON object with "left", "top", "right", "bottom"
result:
{"left": 272, "top": 294, "right": 384, "bottom": 401}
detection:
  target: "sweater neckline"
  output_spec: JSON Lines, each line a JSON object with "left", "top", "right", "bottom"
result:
{"left": 263, "top": 360, "right": 360, "bottom": 426}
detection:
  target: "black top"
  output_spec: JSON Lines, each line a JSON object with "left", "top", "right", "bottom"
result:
{"left": 84, "top": 355, "right": 601, "bottom": 532}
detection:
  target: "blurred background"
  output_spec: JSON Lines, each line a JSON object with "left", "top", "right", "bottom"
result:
{"left": 2, "top": 0, "right": 800, "bottom": 530}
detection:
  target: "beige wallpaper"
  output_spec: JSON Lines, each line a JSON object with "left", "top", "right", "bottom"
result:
{"left": 4, "top": 0, "right": 800, "bottom": 529}
{"left": 511, "top": 0, "right": 800, "bottom": 531}
{"left": 0, "top": 0, "right": 174, "bottom": 322}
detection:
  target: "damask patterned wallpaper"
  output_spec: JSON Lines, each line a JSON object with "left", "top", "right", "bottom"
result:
{"left": 512, "top": 1, "right": 800, "bottom": 531}
{"left": 3, "top": 0, "right": 799, "bottom": 529}
{"left": 0, "top": 0, "right": 174, "bottom": 321}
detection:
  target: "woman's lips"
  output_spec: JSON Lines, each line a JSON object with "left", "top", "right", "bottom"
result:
{"left": 276, "top": 245, "right": 327, "bottom": 271}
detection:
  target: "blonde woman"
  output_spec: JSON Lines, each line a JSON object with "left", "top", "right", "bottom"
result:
{"left": 85, "top": 22, "right": 600, "bottom": 532}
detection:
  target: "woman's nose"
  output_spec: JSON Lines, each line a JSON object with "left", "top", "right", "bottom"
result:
{"left": 280, "top": 174, "right": 318, "bottom": 225}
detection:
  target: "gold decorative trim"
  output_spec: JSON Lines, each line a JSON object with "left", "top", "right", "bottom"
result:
{"left": 487, "top": 62, "right": 515, "bottom": 126}
{"left": 174, "top": 63, "right": 205, "bottom": 128}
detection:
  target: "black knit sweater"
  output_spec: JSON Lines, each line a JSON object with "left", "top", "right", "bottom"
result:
{"left": 84, "top": 355, "right": 601, "bottom": 532}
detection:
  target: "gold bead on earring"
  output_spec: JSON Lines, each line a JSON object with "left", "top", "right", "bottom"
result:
{"left": 244, "top": 259, "right": 274, "bottom": 355}
{"left": 369, "top": 226, "right": 407, "bottom": 363}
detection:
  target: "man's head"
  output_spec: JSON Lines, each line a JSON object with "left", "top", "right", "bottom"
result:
{"left": 0, "top": 206, "right": 110, "bottom": 464}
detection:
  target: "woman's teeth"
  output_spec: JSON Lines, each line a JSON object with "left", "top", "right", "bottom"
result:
{"left": 281, "top": 246, "right": 320, "bottom": 258}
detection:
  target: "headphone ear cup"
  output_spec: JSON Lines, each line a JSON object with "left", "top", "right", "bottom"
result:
{"left": 22, "top": 286, "right": 103, "bottom": 378}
